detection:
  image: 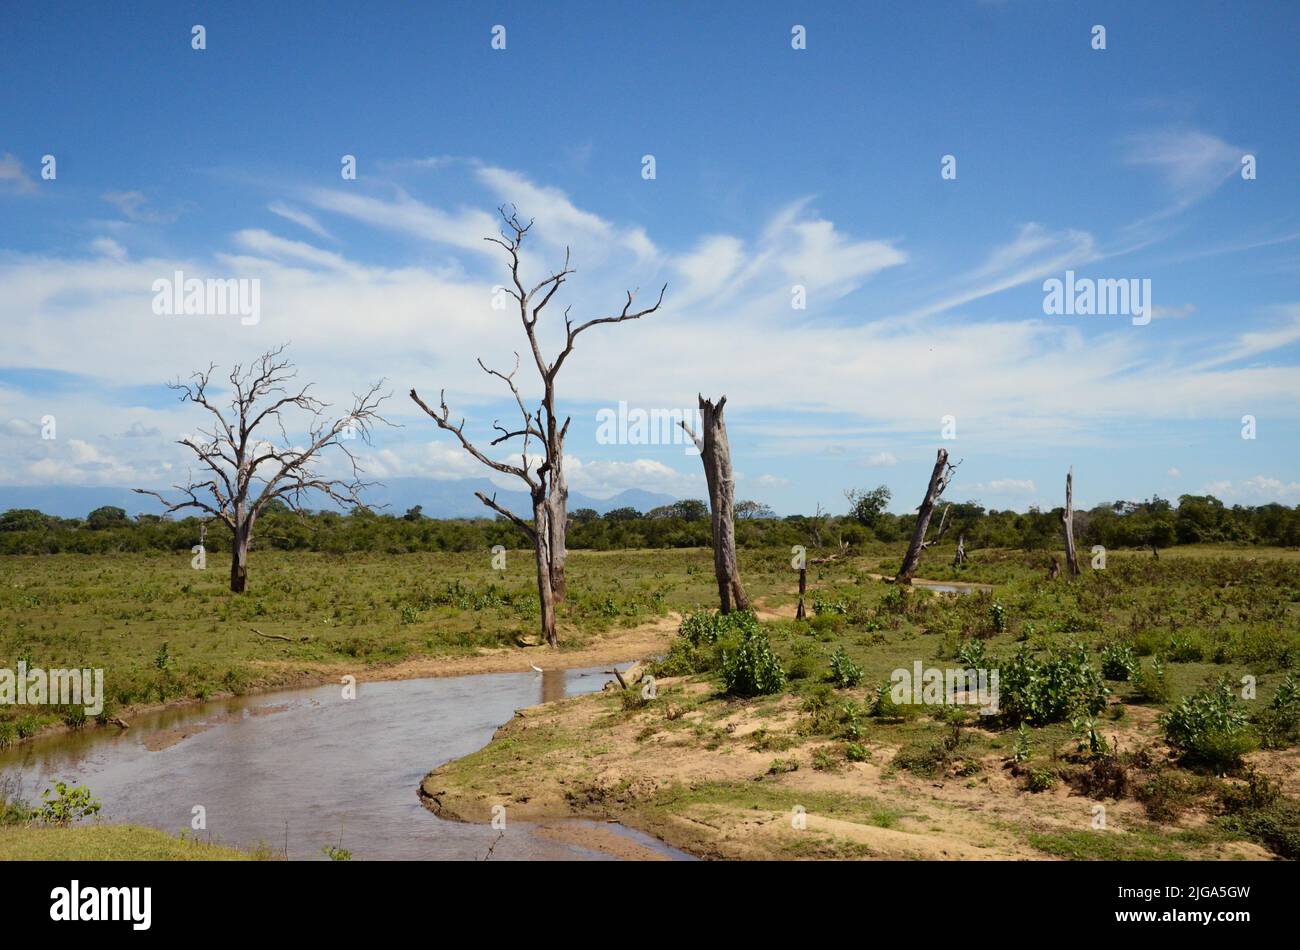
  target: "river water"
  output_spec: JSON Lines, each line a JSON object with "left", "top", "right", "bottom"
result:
{"left": 0, "top": 664, "right": 690, "bottom": 860}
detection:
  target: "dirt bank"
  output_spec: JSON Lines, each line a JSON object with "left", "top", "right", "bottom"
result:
{"left": 420, "top": 678, "right": 1275, "bottom": 862}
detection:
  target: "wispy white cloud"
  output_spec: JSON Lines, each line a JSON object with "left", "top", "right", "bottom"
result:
{"left": 268, "top": 201, "right": 334, "bottom": 240}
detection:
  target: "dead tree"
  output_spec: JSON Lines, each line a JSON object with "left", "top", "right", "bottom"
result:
{"left": 1061, "top": 467, "right": 1081, "bottom": 577}
{"left": 411, "top": 207, "right": 665, "bottom": 644}
{"left": 953, "top": 534, "right": 967, "bottom": 567}
{"left": 680, "top": 395, "right": 749, "bottom": 613}
{"left": 895, "top": 450, "right": 960, "bottom": 584}
{"left": 136, "top": 346, "right": 389, "bottom": 592}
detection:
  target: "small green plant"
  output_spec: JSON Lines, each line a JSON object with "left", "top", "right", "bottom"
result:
{"left": 870, "top": 680, "right": 905, "bottom": 720}
{"left": 38, "top": 781, "right": 102, "bottom": 826}
{"left": 844, "top": 742, "right": 871, "bottom": 762}
{"left": 812, "top": 596, "right": 847, "bottom": 616}
{"left": 1070, "top": 714, "right": 1109, "bottom": 758}
{"left": 321, "top": 844, "right": 353, "bottom": 861}
{"left": 1131, "top": 656, "right": 1171, "bottom": 703}
{"left": 721, "top": 628, "right": 787, "bottom": 697}
{"left": 400, "top": 605, "right": 419, "bottom": 625}
{"left": 1027, "top": 768, "right": 1056, "bottom": 792}
{"left": 1100, "top": 643, "right": 1137, "bottom": 681}
{"left": 827, "top": 646, "right": 863, "bottom": 688}
{"left": 989, "top": 601, "right": 1007, "bottom": 634}
{"left": 955, "top": 638, "right": 988, "bottom": 668}
{"left": 1011, "top": 723, "right": 1032, "bottom": 764}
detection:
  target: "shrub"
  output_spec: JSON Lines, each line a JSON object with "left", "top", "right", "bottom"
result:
{"left": 870, "top": 680, "right": 905, "bottom": 720}
{"left": 955, "top": 638, "right": 989, "bottom": 669}
{"left": 1254, "top": 672, "right": 1300, "bottom": 749}
{"left": 1027, "top": 768, "right": 1056, "bottom": 793}
{"left": 827, "top": 646, "right": 863, "bottom": 688}
{"left": 1160, "top": 680, "right": 1257, "bottom": 772}
{"left": 1131, "top": 656, "right": 1171, "bottom": 704}
{"left": 811, "top": 596, "right": 847, "bottom": 616}
{"left": 1100, "top": 643, "right": 1137, "bottom": 681}
{"left": 38, "top": 781, "right": 102, "bottom": 826}
{"left": 989, "top": 601, "right": 1007, "bottom": 634}
{"left": 844, "top": 742, "right": 871, "bottom": 762}
{"left": 721, "top": 628, "right": 787, "bottom": 697}
{"left": 998, "top": 645, "right": 1109, "bottom": 725}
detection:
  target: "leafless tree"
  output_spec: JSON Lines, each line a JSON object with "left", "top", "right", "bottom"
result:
{"left": 1061, "top": 466, "right": 1081, "bottom": 577}
{"left": 681, "top": 395, "right": 749, "bottom": 613}
{"left": 136, "top": 345, "right": 390, "bottom": 592}
{"left": 895, "top": 449, "right": 960, "bottom": 584}
{"left": 410, "top": 207, "right": 665, "bottom": 646}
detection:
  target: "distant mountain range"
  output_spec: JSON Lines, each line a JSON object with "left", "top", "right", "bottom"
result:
{"left": 0, "top": 479, "right": 677, "bottom": 521}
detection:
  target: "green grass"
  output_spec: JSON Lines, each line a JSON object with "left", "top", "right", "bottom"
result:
{"left": 0, "top": 824, "right": 258, "bottom": 860}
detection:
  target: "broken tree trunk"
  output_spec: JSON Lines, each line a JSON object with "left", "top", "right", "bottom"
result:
{"left": 544, "top": 421, "right": 569, "bottom": 604}
{"left": 895, "top": 449, "right": 957, "bottom": 585}
{"left": 796, "top": 566, "right": 807, "bottom": 620}
{"left": 683, "top": 395, "right": 749, "bottom": 613}
{"left": 1062, "top": 467, "right": 1080, "bottom": 577}
{"left": 530, "top": 487, "right": 558, "bottom": 647}
{"left": 953, "top": 534, "right": 966, "bottom": 567}
{"left": 229, "top": 514, "right": 252, "bottom": 594}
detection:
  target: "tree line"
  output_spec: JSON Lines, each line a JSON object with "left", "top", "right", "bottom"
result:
{"left": 2, "top": 491, "right": 1295, "bottom": 556}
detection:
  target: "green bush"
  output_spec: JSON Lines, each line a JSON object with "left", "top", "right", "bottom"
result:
{"left": 1254, "top": 672, "right": 1300, "bottom": 749}
{"left": 827, "top": 646, "right": 863, "bottom": 688}
{"left": 998, "top": 645, "right": 1109, "bottom": 725}
{"left": 1160, "top": 680, "right": 1256, "bottom": 771}
{"left": 38, "top": 781, "right": 102, "bottom": 826}
{"left": 721, "top": 628, "right": 787, "bottom": 697}
{"left": 1100, "top": 643, "right": 1137, "bottom": 681}
{"left": 1131, "top": 656, "right": 1171, "bottom": 704}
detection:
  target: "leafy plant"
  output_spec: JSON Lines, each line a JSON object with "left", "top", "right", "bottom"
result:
{"left": 38, "top": 781, "right": 102, "bottom": 826}
{"left": 827, "top": 646, "right": 863, "bottom": 688}
{"left": 1160, "top": 679, "right": 1256, "bottom": 772}
{"left": 721, "top": 628, "right": 787, "bottom": 697}
{"left": 1100, "top": 643, "right": 1137, "bottom": 681}
{"left": 998, "top": 645, "right": 1109, "bottom": 725}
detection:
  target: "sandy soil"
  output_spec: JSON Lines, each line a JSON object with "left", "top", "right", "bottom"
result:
{"left": 421, "top": 678, "right": 1276, "bottom": 861}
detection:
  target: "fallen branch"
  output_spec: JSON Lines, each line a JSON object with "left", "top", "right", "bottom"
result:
{"left": 251, "top": 627, "right": 308, "bottom": 643}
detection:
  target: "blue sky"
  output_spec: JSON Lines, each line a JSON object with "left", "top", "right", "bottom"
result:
{"left": 1, "top": 0, "right": 1298, "bottom": 515}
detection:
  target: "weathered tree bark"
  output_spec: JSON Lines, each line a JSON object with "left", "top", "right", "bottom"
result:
{"left": 531, "top": 488, "right": 558, "bottom": 647}
{"left": 895, "top": 449, "right": 958, "bottom": 585}
{"left": 796, "top": 566, "right": 807, "bottom": 620}
{"left": 1062, "top": 467, "right": 1080, "bottom": 577}
{"left": 545, "top": 451, "right": 568, "bottom": 602}
{"left": 683, "top": 395, "right": 749, "bottom": 613}
{"left": 230, "top": 515, "right": 252, "bottom": 593}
